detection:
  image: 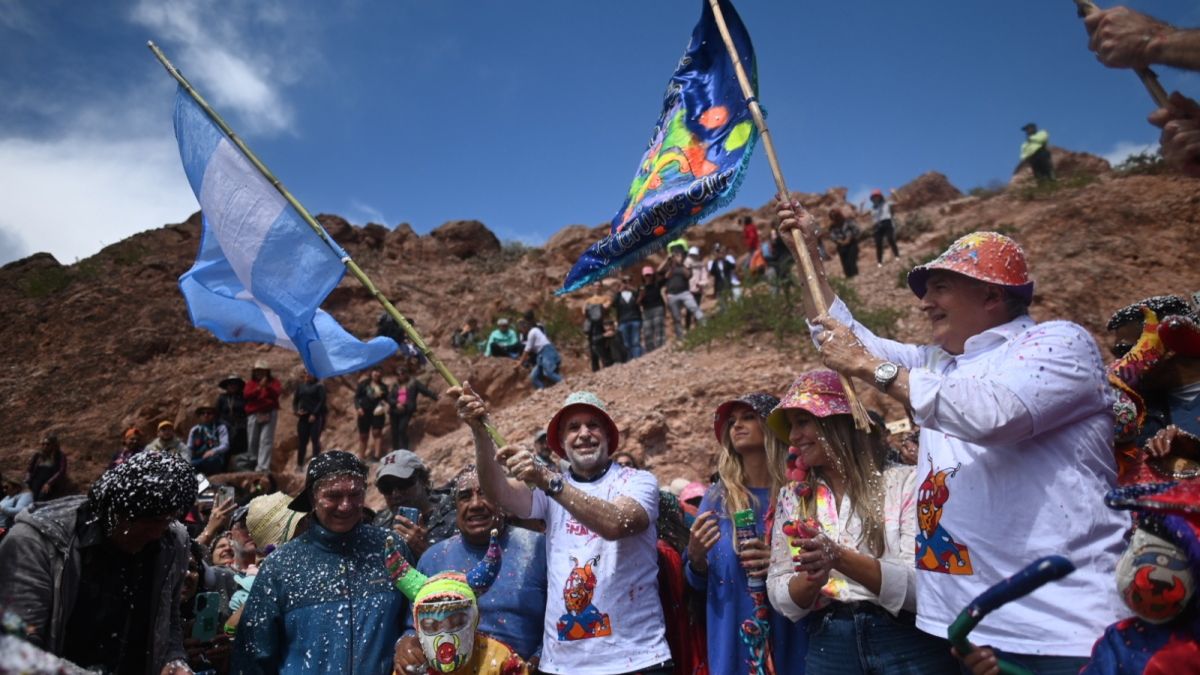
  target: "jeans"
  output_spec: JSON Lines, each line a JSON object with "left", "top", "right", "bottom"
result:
{"left": 666, "top": 291, "right": 703, "bottom": 338}
{"left": 966, "top": 648, "right": 1087, "bottom": 675}
{"left": 618, "top": 320, "right": 643, "bottom": 358}
{"left": 191, "top": 452, "right": 227, "bottom": 476}
{"left": 874, "top": 219, "right": 899, "bottom": 263}
{"left": 642, "top": 306, "right": 665, "bottom": 352}
{"left": 805, "top": 605, "right": 960, "bottom": 675}
{"left": 531, "top": 344, "right": 563, "bottom": 389}
{"left": 248, "top": 410, "right": 278, "bottom": 472}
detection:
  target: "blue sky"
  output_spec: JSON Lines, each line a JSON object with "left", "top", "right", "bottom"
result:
{"left": 1, "top": 0, "right": 1196, "bottom": 266}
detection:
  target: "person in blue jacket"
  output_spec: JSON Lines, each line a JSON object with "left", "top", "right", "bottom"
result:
{"left": 685, "top": 393, "right": 808, "bottom": 674}
{"left": 231, "top": 451, "right": 412, "bottom": 674}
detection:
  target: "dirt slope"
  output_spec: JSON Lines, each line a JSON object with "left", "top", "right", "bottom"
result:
{"left": 2, "top": 159, "right": 1197, "bottom": 494}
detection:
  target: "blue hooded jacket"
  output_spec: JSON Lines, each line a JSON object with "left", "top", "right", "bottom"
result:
{"left": 231, "top": 521, "right": 410, "bottom": 674}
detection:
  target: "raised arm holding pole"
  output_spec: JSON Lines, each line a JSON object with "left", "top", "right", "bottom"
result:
{"left": 147, "top": 41, "right": 511, "bottom": 450}
{"left": 704, "top": 1, "right": 872, "bottom": 430}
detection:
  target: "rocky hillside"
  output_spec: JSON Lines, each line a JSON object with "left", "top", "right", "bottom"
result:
{"left": 2, "top": 150, "right": 1198, "bottom": 499}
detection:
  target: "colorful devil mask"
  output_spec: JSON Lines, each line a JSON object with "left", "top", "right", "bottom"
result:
{"left": 1116, "top": 526, "right": 1194, "bottom": 624}
{"left": 386, "top": 530, "right": 502, "bottom": 673}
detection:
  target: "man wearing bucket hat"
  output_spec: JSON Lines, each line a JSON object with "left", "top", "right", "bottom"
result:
{"left": 231, "top": 451, "right": 412, "bottom": 674}
{"left": 450, "top": 386, "right": 672, "bottom": 675}
{"left": 777, "top": 202, "right": 1127, "bottom": 670}
{"left": 217, "top": 374, "right": 250, "bottom": 468}
{"left": 244, "top": 360, "right": 281, "bottom": 473}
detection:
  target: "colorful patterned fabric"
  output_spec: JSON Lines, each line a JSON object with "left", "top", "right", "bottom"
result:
{"left": 713, "top": 393, "right": 781, "bottom": 443}
{"left": 907, "top": 231, "right": 1034, "bottom": 302}
{"left": 766, "top": 370, "right": 850, "bottom": 443}
{"left": 559, "top": 0, "right": 758, "bottom": 293}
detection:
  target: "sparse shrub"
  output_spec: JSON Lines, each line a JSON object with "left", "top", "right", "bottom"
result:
{"left": 681, "top": 286, "right": 810, "bottom": 352}
{"left": 22, "top": 267, "right": 73, "bottom": 298}
{"left": 538, "top": 297, "right": 584, "bottom": 352}
{"left": 897, "top": 211, "right": 933, "bottom": 241}
{"left": 1014, "top": 173, "right": 1098, "bottom": 201}
{"left": 967, "top": 180, "right": 1007, "bottom": 200}
{"left": 830, "top": 277, "right": 902, "bottom": 339}
{"left": 1114, "top": 151, "right": 1166, "bottom": 176}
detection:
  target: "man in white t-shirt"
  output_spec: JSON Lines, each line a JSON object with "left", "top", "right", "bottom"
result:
{"left": 777, "top": 201, "right": 1126, "bottom": 672}
{"left": 451, "top": 386, "right": 672, "bottom": 675}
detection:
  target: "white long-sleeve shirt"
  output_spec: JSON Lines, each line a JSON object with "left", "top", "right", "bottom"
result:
{"left": 767, "top": 465, "right": 917, "bottom": 621}
{"left": 819, "top": 297, "right": 1125, "bottom": 657}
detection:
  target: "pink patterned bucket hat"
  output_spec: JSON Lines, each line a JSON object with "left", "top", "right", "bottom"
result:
{"left": 766, "top": 370, "right": 850, "bottom": 443}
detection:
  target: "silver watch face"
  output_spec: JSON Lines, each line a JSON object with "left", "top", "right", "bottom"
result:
{"left": 875, "top": 362, "right": 899, "bottom": 382}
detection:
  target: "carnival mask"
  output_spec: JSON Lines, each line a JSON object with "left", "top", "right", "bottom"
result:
{"left": 1116, "top": 527, "right": 1194, "bottom": 624}
{"left": 416, "top": 597, "right": 477, "bottom": 673}
{"left": 386, "top": 529, "right": 501, "bottom": 673}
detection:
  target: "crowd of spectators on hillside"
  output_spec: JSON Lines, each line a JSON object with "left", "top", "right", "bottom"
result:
{"left": 2, "top": 7, "right": 1200, "bottom": 673}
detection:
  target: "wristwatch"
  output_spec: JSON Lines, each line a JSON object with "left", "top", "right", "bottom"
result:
{"left": 545, "top": 475, "right": 565, "bottom": 496}
{"left": 873, "top": 361, "right": 900, "bottom": 392}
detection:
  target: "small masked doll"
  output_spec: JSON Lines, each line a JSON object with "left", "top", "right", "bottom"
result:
{"left": 387, "top": 530, "right": 528, "bottom": 675}
{"left": 1080, "top": 481, "right": 1200, "bottom": 673}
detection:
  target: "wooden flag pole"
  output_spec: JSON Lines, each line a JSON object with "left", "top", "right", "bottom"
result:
{"left": 704, "top": 2, "right": 872, "bottom": 430}
{"left": 147, "top": 41, "right": 511, "bottom": 450}
{"left": 1073, "top": 0, "right": 1170, "bottom": 108}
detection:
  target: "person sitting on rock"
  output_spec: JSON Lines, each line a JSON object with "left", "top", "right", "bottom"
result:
{"left": 452, "top": 318, "right": 481, "bottom": 351}
{"left": 390, "top": 529, "right": 529, "bottom": 674}
{"left": 484, "top": 318, "right": 523, "bottom": 359}
{"left": 188, "top": 406, "right": 231, "bottom": 476}
{"left": 109, "top": 427, "right": 143, "bottom": 469}
{"left": 146, "top": 420, "right": 190, "bottom": 458}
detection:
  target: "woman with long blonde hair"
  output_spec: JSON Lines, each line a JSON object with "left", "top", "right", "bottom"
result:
{"left": 685, "top": 393, "right": 809, "bottom": 674}
{"left": 765, "top": 370, "right": 956, "bottom": 674}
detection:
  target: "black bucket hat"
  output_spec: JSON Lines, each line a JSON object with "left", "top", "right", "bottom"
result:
{"left": 289, "top": 450, "right": 368, "bottom": 511}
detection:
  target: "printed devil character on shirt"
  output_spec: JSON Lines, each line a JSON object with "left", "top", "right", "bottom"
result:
{"left": 914, "top": 460, "right": 974, "bottom": 575}
{"left": 557, "top": 554, "right": 612, "bottom": 641}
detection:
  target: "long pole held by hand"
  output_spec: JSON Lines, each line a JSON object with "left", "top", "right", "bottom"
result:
{"left": 1073, "top": 0, "right": 1170, "bottom": 107}
{"left": 705, "top": 1, "right": 872, "bottom": 430}
{"left": 146, "top": 41, "right": 510, "bottom": 450}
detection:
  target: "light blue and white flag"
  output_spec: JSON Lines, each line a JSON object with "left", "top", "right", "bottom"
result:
{"left": 173, "top": 86, "right": 397, "bottom": 378}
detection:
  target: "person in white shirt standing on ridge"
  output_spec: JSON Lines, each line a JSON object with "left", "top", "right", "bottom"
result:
{"left": 449, "top": 386, "right": 672, "bottom": 675}
{"left": 776, "top": 198, "right": 1126, "bottom": 674}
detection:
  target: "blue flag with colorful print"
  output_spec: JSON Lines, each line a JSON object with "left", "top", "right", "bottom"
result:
{"left": 172, "top": 87, "right": 398, "bottom": 378}
{"left": 559, "top": 0, "right": 758, "bottom": 293}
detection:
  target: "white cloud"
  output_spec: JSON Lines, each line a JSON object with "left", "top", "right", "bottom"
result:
{"left": 1101, "top": 140, "right": 1159, "bottom": 167}
{"left": 0, "top": 134, "right": 197, "bottom": 266}
{"left": 0, "top": 1, "right": 41, "bottom": 36}
{"left": 130, "top": 0, "right": 310, "bottom": 136}
{"left": 349, "top": 199, "right": 389, "bottom": 227}
{"left": 846, "top": 185, "right": 875, "bottom": 211}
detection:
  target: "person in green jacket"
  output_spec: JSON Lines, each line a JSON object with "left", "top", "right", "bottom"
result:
{"left": 1017, "top": 122, "right": 1055, "bottom": 183}
{"left": 484, "top": 318, "right": 522, "bottom": 358}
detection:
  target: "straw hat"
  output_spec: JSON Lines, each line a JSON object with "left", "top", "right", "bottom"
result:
{"left": 246, "top": 492, "right": 305, "bottom": 549}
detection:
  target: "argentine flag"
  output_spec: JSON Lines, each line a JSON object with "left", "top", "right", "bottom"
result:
{"left": 173, "top": 87, "right": 397, "bottom": 378}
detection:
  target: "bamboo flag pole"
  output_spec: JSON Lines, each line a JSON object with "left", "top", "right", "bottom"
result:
{"left": 147, "top": 41, "right": 511, "bottom": 450}
{"left": 1073, "top": 0, "right": 1170, "bottom": 107}
{"left": 704, "top": 1, "right": 872, "bottom": 430}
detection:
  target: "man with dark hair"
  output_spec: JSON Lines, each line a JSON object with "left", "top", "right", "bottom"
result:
{"left": 372, "top": 449, "right": 458, "bottom": 560}
{"left": 0, "top": 451, "right": 198, "bottom": 674}
{"left": 395, "top": 466, "right": 547, "bottom": 666}
{"left": 232, "top": 451, "right": 411, "bottom": 674}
